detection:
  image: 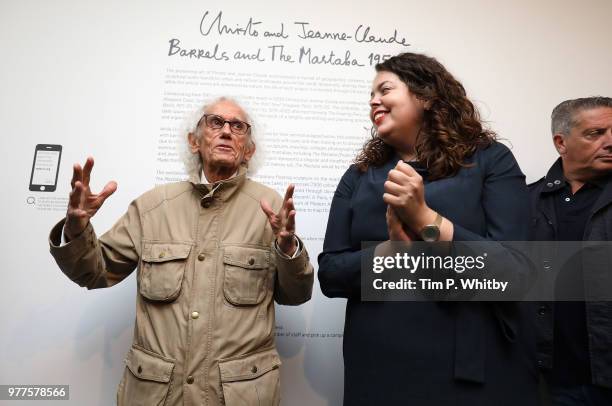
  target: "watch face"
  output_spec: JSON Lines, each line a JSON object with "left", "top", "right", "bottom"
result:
{"left": 421, "top": 225, "right": 440, "bottom": 242}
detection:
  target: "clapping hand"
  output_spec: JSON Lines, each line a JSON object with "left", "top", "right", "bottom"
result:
{"left": 383, "top": 161, "right": 436, "bottom": 233}
{"left": 386, "top": 206, "right": 412, "bottom": 241}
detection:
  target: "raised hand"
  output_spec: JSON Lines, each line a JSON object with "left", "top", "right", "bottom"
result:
{"left": 64, "top": 157, "right": 117, "bottom": 240}
{"left": 260, "top": 184, "right": 298, "bottom": 256}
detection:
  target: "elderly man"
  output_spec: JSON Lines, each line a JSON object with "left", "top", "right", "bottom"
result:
{"left": 530, "top": 97, "right": 612, "bottom": 405}
{"left": 49, "top": 97, "right": 314, "bottom": 405}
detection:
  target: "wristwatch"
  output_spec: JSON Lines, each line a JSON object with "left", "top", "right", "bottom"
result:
{"left": 419, "top": 212, "right": 443, "bottom": 242}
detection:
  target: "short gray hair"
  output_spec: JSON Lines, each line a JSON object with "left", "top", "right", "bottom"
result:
{"left": 551, "top": 96, "right": 612, "bottom": 135}
{"left": 180, "top": 96, "right": 262, "bottom": 182}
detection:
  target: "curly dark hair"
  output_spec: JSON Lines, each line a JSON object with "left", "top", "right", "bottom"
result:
{"left": 355, "top": 52, "right": 496, "bottom": 180}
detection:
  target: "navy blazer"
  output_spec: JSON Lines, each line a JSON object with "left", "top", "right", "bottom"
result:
{"left": 318, "top": 142, "right": 537, "bottom": 406}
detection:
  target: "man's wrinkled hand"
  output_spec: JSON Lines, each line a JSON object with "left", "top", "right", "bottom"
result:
{"left": 261, "top": 184, "right": 298, "bottom": 256}
{"left": 65, "top": 157, "right": 117, "bottom": 240}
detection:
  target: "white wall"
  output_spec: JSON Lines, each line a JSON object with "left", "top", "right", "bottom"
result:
{"left": 1, "top": 0, "right": 612, "bottom": 404}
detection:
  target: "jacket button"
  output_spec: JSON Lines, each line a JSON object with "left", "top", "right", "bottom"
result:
{"left": 546, "top": 182, "right": 553, "bottom": 187}
{"left": 191, "top": 311, "right": 199, "bottom": 319}
{"left": 198, "top": 253, "right": 205, "bottom": 261}
{"left": 538, "top": 306, "right": 547, "bottom": 315}
{"left": 537, "top": 360, "right": 543, "bottom": 367}
{"left": 251, "top": 366, "right": 258, "bottom": 373}
{"left": 186, "top": 376, "right": 194, "bottom": 384}
{"left": 248, "top": 258, "right": 255, "bottom": 266}
{"left": 158, "top": 252, "right": 166, "bottom": 259}
{"left": 137, "top": 365, "right": 142, "bottom": 374}
{"left": 202, "top": 201, "right": 211, "bottom": 208}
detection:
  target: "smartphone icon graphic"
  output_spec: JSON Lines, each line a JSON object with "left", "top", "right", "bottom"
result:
{"left": 29, "top": 144, "right": 62, "bottom": 192}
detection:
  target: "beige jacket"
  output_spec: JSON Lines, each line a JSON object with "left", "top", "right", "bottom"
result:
{"left": 49, "top": 167, "right": 314, "bottom": 406}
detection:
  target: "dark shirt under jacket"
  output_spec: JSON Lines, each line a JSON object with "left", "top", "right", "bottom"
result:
{"left": 530, "top": 158, "right": 612, "bottom": 389}
{"left": 536, "top": 161, "right": 604, "bottom": 385}
{"left": 318, "top": 142, "right": 538, "bottom": 406}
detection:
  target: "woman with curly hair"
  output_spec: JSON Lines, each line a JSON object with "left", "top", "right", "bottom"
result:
{"left": 318, "top": 52, "right": 537, "bottom": 405}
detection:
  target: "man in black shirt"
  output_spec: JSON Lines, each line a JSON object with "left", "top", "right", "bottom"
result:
{"left": 529, "top": 96, "right": 612, "bottom": 405}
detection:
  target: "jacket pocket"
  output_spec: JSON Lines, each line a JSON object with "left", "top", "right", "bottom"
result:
{"left": 140, "top": 242, "right": 192, "bottom": 302}
{"left": 223, "top": 246, "right": 271, "bottom": 306}
{"left": 219, "top": 348, "right": 281, "bottom": 406}
{"left": 117, "top": 345, "right": 175, "bottom": 406}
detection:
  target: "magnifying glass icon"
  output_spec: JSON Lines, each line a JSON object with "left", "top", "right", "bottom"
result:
{"left": 27, "top": 196, "right": 36, "bottom": 205}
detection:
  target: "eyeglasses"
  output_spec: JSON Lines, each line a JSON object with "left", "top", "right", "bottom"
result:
{"left": 198, "top": 114, "right": 251, "bottom": 135}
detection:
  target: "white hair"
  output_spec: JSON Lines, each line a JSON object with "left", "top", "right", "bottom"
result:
{"left": 179, "top": 96, "right": 263, "bottom": 182}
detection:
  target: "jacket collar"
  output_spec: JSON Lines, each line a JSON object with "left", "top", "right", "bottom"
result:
{"left": 190, "top": 164, "right": 247, "bottom": 204}
{"left": 540, "top": 158, "right": 612, "bottom": 214}
{"left": 536, "top": 159, "right": 563, "bottom": 225}
{"left": 540, "top": 158, "right": 566, "bottom": 194}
